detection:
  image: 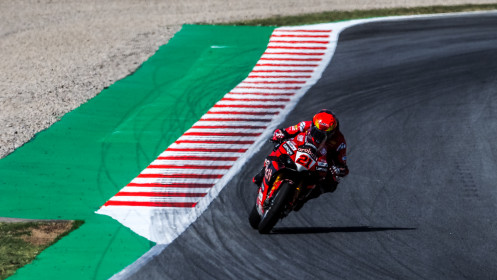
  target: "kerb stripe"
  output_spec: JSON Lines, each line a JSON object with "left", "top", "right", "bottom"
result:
{"left": 98, "top": 24, "right": 340, "bottom": 247}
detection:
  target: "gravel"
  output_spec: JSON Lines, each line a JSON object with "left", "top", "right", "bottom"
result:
{"left": 1, "top": 0, "right": 495, "bottom": 158}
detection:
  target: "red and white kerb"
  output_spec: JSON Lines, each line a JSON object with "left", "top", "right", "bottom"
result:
{"left": 97, "top": 23, "right": 341, "bottom": 244}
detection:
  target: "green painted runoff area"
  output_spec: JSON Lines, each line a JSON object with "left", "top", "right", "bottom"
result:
{"left": 0, "top": 25, "right": 275, "bottom": 279}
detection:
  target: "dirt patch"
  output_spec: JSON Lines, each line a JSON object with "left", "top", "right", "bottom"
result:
{"left": 20, "top": 221, "right": 74, "bottom": 247}
{"left": 0, "top": 220, "right": 82, "bottom": 280}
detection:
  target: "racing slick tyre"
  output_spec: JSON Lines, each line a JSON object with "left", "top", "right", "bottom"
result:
{"left": 249, "top": 205, "right": 261, "bottom": 229}
{"left": 258, "top": 182, "right": 293, "bottom": 234}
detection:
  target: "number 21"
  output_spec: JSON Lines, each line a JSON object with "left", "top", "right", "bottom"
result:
{"left": 296, "top": 154, "right": 311, "bottom": 168}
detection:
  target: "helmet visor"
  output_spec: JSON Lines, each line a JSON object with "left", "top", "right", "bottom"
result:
{"left": 310, "top": 125, "right": 327, "bottom": 144}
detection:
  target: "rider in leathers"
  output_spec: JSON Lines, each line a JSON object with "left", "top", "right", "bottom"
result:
{"left": 252, "top": 109, "right": 348, "bottom": 209}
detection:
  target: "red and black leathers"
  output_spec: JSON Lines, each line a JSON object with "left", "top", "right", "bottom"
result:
{"left": 275, "top": 120, "right": 349, "bottom": 178}
{"left": 252, "top": 116, "right": 349, "bottom": 212}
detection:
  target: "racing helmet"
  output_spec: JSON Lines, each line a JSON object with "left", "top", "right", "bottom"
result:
{"left": 309, "top": 109, "right": 338, "bottom": 145}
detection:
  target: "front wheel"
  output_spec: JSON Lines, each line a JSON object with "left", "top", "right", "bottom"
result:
{"left": 248, "top": 205, "right": 261, "bottom": 229}
{"left": 258, "top": 182, "right": 293, "bottom": 234}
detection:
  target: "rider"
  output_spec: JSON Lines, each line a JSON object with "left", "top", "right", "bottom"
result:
{"left": 252, "top": 109, "right": 349, "bottom": 208}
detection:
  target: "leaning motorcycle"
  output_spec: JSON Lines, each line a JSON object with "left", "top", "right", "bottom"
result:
{"left": 249, "top": 135, "right": 336, "bottom": 234}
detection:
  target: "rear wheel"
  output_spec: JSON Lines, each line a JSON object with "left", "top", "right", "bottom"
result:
{"left": 258, "top": 182, "right": 293, "bottom": 234}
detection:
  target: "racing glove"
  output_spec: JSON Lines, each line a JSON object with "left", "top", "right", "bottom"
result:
{"left": 330, "top": 166, "right": 347, "bottom": 182}
{"left": 270, "top": 128, "right": 286, "bottom": 143}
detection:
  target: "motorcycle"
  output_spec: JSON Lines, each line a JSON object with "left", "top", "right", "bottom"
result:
{"left": 249, "top": 133, "right": 337, "bottom": 234}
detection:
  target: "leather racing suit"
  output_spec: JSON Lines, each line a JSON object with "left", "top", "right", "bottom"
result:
{"left": 253, "top": 120, "right": 349, "bottom": 209}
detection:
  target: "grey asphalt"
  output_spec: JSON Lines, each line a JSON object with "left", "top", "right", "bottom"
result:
{"left": 126, "top": 13, "right": 497, "bottom": 279}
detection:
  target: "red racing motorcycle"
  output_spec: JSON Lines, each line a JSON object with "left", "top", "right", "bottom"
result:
{"left": 249, "top": 133, "right": 336, "bottom": 234}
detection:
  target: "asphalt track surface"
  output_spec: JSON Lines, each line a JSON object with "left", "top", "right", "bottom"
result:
{"left": 126, "top": 13, "right": 497, "bottom": 279}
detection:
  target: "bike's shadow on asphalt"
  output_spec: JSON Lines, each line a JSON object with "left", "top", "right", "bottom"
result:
{"left": 271, "top": 226, "right": 416, "bottom": 234}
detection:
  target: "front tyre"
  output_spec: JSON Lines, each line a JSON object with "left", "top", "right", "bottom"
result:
{"left": 249, "top": 205, "right": 261, "bottom": 229}
{"left": 258, "top": 182, "right": 293, "bottom": 234}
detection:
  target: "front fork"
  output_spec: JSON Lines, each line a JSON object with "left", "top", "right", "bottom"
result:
{"left": 257, "top": 173, "right": 282, "bottom": 214}
{"left": 256, "top": 161, "right": 314, "bottom": 215}
{"left": 257, "top": 172, "right": 311, "bottom": 216}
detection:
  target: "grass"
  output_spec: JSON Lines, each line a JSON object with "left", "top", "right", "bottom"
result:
{"left": 220, "top": 4, "right": 497, "bottom": 26}
{"left": 0, "top": 220, "right": 83, "bottom": 280}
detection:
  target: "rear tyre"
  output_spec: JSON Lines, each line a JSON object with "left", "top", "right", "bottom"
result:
{"left": 249, "top": 205, "right": 261, "bottom": 229}
{"left": 258, "top": 182, "right": 293, "bottom": 234}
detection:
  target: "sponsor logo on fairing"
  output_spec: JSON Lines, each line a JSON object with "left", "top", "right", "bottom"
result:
{"left": 297, "top": 147, "right": 317, "bottom": 161}
{"left": 286, "top": 141, "right": 296, "bottom": 151}
{"left": 264, "top": 167, "right": 272, "bottom": 182}
{"left": 297, "top": 147, "right": 313, "bottom": 154}
{"left": 283, "top": 143, "right": 295, "bottom": 155}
